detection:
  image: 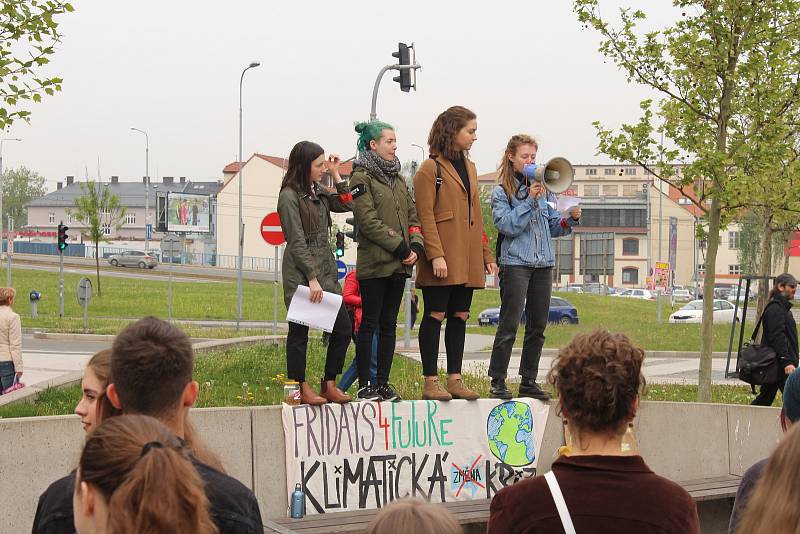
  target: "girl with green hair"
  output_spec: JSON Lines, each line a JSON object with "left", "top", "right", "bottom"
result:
{"left": 349, "top": 120, "right": 424, "bottom": 401}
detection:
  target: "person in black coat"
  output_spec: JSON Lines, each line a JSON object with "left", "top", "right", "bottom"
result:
{"left": 752, "top": 273, "right": 799, "bottom": 406}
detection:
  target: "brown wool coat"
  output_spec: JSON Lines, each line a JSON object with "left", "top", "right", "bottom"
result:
{"left": 413, "top": 155, "right": 494, "bottom": 288}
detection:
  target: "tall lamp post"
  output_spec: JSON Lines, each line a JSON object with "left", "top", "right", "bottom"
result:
{"left": 0, "top": 137, "right": 22, "bottom": 267}
{"left": 130, "top": 128, "right": 150, "bottom": 251}
{"left": 237, "top": 61, "right": 261, "bottom": 330}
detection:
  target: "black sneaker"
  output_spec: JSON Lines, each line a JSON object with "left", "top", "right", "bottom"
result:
{"left": 519, "top": 379, "right": 551, "bottom": 401}
{"left": 377, "top": 383, "right": 402, "bottom": 402}
{"left": 490, "top": 379, "right": 513, "bottom": 400}
{"left": 356, "top": 384, "right": 382, "bottom": 401}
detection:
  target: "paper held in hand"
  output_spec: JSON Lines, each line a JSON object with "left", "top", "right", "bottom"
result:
{"left": 287, "top": 285, "right": 343, "bottom": 333}
{"left": 555, "top": 195, "right": 581, "bottom": 213}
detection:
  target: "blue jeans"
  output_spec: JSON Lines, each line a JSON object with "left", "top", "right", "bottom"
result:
{"left": 338, "top": 330, "right": 377, "bottom": 391}
{"left": 0, "top": 361, "right": 16, "bottom": 392}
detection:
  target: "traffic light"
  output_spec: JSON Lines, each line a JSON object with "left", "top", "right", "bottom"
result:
{"left": 345, "top": 217, "right": 358, "bottom": 241}
{"left": 57, "top": 223, "right": 69, "bottom": 252}
{"left": 392, "top": 42, "right": 412, "bottom": 92}
{"left": 335, "top": 231, "right": 345, "bottom": 258}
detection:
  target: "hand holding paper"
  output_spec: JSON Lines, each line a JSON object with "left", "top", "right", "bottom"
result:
{"left": 287, "top": 285, "right": 343, "bottom": 333}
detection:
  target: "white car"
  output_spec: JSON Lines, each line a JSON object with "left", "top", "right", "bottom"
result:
{"left": 618, "top": 289, "right": 655, "bottom": 300}
{"left": 669, "top": 299, "right": 743, "bottom": 324}
{"left": 672, "top": 289, "right": 693, "bottom": 302}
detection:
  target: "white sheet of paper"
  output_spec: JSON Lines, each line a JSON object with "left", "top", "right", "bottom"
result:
{"left": 286, "top": 285, "right": 343, "bottom": 333}
{"left": 556, "top": 195, "right": 581, "bottom": 212}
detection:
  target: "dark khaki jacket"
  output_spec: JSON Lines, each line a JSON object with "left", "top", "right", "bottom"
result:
{"left": 350, "top": 166, "right": 423, "bottom": 280}
{"left": 277, "top": 181, "right": 352, "bottom": 306}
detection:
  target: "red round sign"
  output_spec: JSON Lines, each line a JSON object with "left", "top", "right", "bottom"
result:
{"left": 260, "top": 212, "right": 285, "bottom": 245}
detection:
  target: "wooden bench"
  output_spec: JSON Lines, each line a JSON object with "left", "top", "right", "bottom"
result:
{"left": 264, "top": 474, "right": 742, "bottom": 534}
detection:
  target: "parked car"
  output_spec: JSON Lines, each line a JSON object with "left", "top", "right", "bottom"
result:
{"left": 563, "top": 285, "right": 584, "bottom": 294}
{"left": 477, "top": 297, "right": 579, "bottom": 326}
{"left": 108, "top": 250, "right": 157, "bottom": 269}
{"left": 669, "top": 299, "right": 743, "bottom": 324}
{"left": 617, "top": 288, "right": 655, "bottom": 300}
{"left": 611, "top": 289, "right": 631, "bottom": 297}
{"left": 672, "top": 289, "right": 693, "bottom": 302}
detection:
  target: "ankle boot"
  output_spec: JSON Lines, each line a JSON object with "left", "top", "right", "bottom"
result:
{"left": 490, "top": 378, "right": 513, "bottom": 400}
{"left": 447, "top": 376, "right": 479, "bottom": 400}
{"left": 422, "top": 377, "right": 453, "bottom": 401}
{"left": 299, "top": 381, "right": 327, "bottom": 405}
{"left": 320, "top": 379, "right": 351, "bottom": 404}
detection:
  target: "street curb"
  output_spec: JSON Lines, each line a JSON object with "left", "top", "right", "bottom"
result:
{"left": 33, "top": 332, "right": 116, "bottom": 342}
{"left": 0, "top": 336, "right": 285, "bottom": 408}
{"left": 458, "top": 348, "right": 732, "bottom": 360}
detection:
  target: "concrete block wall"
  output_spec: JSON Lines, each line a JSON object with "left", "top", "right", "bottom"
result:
{"left": 0, "top": 402, "right": 783, "bottom": 534}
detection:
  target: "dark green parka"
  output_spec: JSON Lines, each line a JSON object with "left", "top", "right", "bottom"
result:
{"left": 349, "top": 166, "right": 423, "bottom": 280}
{"left": 277, "top": 181, "right": 352, "bottom": 306}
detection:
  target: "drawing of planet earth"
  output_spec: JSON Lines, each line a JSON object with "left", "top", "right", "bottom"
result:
{"left": 487, "top": 401, "right": 536, "bottom": 467}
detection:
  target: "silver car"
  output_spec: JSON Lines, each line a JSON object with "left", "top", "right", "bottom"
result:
{"left": 108, "top": 250, "right": 157, "bottom": 269}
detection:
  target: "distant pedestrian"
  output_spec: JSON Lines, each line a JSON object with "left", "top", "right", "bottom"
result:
{"left": 0, "top": 287, "right": 22, "bottom": 393}
{"left": 734, "top": 419, "right": 800, "bottom": 534}
{"left": 409, "top": 286, "right": 419, "bottom": 329}
{"left": 338, "top": 269, "right": 378, "bottom": 391}
{"left": 413, "top": 106, "right": 497, "bottom": 401}
{"left": 488, "top": 329, "right": 699, "bottom": 534}
{"left": 73, "top": 414, "right": 218, "bottom": 534}
{"left": 278, "top": 141, "right": 353, "bottom": 405}
{"left": 366, "top": 499, "right": 461, "bottom": 534}
{"left": 751, "top": 273, "right": 798, "bottom": 406}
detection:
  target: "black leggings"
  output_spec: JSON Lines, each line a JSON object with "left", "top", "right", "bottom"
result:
{"left": 418, "top": 285, "right": 474, "bottom": 377}
{"left": 286, "top": 302, "right": 352, "bottom": 382}
{"left": 357, "top": 275, "right": 407, "bottom": 385}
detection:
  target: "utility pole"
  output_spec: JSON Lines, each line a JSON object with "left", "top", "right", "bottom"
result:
{"left": 0, "top": 138, "right": 21, "bottom": 275}
{"left": 130, "top": 128, "right": 150, "bottom": 251}
{"left": 5, "top": 215, "right": 11, "bottom": 286}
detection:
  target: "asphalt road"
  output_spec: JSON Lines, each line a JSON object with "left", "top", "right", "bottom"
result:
{"left": 7, "top": 253, "right": 280, "bottom": 282}
{"left": 20, "top": 335, "right": 112, "bottom": 389}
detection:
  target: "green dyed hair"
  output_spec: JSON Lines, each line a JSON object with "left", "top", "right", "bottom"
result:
{"left": 355, "top": 120, "right": 394, "bottom": 153}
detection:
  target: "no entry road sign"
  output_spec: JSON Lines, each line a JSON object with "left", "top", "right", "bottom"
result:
{"left": 261, "top": 212, "right": 285, "bottom": 246}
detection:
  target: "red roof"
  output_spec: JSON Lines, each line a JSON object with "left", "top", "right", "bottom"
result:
{"left": 222, "top": 153, "right": 353, "bottom": 176}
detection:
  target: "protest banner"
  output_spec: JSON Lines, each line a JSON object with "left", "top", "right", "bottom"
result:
{"left": 282, "top": 398, "right": 550, "bottom": 514}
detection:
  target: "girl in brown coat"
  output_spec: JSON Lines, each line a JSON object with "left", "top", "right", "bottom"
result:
{"left": 413, "top": 106, "right": 497, "bottom": 401}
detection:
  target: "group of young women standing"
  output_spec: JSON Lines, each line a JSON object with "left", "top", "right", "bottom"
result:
{"left": 278, "top": 106, "right": 582, "bottom": 404}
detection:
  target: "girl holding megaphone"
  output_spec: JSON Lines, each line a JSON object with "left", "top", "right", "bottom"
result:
{"left": 487, "top": 134, "right": 582, "bottom": 400}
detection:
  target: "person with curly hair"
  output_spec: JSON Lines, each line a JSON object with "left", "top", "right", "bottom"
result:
{"left": 488, "top": 329, "right": 699, "bottom": 533}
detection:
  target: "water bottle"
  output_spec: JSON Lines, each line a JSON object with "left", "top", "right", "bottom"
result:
{"left": 290, "top": 483, "right": 306, "bottom": 518}
{"left": 284, "top": 381, "right": 301, "bottom": 406}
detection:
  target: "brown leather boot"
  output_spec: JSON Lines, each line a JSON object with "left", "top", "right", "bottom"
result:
{"left": 422, "top": 377, "right": 453, "bottom": 401}
{"left": 447, "top": 376, "right": 479, "bottom": 400}
{"left": 320, "top": 380, "right": 351, "bottom": 404}
{"left": 299, "top": 381, "right": 327, "bottom": 405}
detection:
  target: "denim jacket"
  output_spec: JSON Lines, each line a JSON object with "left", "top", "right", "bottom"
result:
{"left": 491, "top": 183, "right": 579, "bottom": 268}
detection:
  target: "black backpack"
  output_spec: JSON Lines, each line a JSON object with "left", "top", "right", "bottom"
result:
{"left": 738, "top": 301, "right": 781, "bottom": 392}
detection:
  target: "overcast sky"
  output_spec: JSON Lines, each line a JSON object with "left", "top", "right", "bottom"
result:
{"left": 3, "top": 1, "right": 680, "bottom": 190}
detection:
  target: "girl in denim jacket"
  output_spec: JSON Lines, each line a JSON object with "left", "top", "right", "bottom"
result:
{"left": 487, "top": 135, "right": 581, "bottom": 400}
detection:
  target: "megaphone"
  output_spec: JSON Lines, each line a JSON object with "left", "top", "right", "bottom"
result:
{"left": 522, "top": 157, "right": 574, "bottom": 194}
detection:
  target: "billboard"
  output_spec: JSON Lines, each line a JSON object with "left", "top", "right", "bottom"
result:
{"left": 167, "top": 192, "right": 211, "bottom": 233}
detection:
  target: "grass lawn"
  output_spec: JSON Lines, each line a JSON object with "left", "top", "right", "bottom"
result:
{"left": 468, "top": 291, "right": 753, "bottom": 352}
{"left": 0, "top": 342, "right": 776, "bottom": 420}
{"left": 9, "top": 266, "right": 767, "bottom": 353}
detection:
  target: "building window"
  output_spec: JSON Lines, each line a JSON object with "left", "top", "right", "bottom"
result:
{"left": 125, "top": 212, "right": 136, "bottom": 225}
{"left": 678, "top": 198, "right": 692, "bottom": 205}
{"left": 625, "top": 168, "right": 636, "bottom": 176}
{"left": 48, "top": 212, "right": 55, "bottom": 224}
{"left": 699, "top": 238, "right": 707, "bottom": 249}
{"left": 101, "top": 207, "right": 111, "bottom": 216}
{"left": 604, "top": 168, "right": 615, "bottom": 176}
{"left": 603, "top": 184, "right": 619, "bottom": 196}
{"left": 728, "top": 231, "right": 740, "bottom": 250}
{"left": 623, "top": 184, "right": 638, "bottom": 196}
{"left": 585, "top": 168, "right": 597, "bottom": 176}
{"left": 729, "top": 264, "right": 742, "bottom": 275}
{"left": 581, "top": 207, "right": 646, "bottom": 228}
{"left": 644, "top": 168, "right": 653, "bottom": 175}
{"left": 622, "top": 267, "right": 639, "bottom": 284}
{"left": 698, "top": 263, "right": 706, "bottom": 274}
{"left": 102, "top": 223, "right": 112, "bottom": 236}
{"left": 584, "top": 185, "right": 599, "bottom": 196}
{"left": 622, "top": 238, "right": 639, "bottom": 256}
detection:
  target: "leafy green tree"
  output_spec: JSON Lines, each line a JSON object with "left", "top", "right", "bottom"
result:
{"left": 66, "top": 181, "right": 126, "bottom": 296}
{"left": 574, "top": 0, "right": 800, "bottom": 401}
{"left": 1, "top": 166, "right": 46, "bottom": 225}
{"left": 1, "top": 0, "right": 74, "bottom": 130}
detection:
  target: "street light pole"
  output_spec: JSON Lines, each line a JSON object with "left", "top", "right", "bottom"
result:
{"left": 0, "top": 138, "right": 22, "bottom": 275}
{"left": 130, "top": 128, "right": 149, "bottom": 251}
{"left": 237, "top": 61, "right": 261, "bottom": 330}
